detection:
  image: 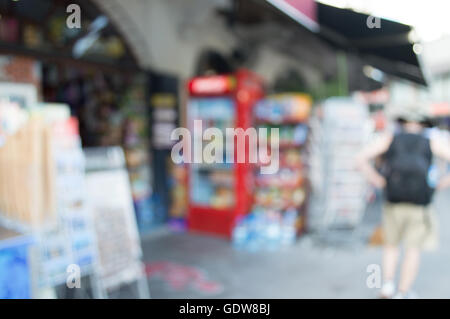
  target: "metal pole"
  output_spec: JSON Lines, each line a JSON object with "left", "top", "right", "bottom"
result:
{"left": 337, "top": 51, "right": 349, "bottom": 96}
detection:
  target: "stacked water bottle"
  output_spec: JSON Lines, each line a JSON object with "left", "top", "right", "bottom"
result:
{"left": 232, "top": 208, "right": 298, "bottom": 251}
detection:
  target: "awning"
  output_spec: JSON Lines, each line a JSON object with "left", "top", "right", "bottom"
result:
{"left": 316, "top": 2, "right": 426, "bottom": 86}
{"left": 265, "top": 0, "right": 427, "bottom": 85}
{"left": 264, "top": 0, "right": 319, "bottom": 32}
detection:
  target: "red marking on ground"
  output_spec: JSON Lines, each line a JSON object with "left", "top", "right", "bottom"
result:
{"left": 144, "top": 261, "right": 223, "bottom": 295}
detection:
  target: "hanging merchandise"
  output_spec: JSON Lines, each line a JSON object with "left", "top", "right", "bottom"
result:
{"left": 52, "top": 9, "right": 84, "bottom": 47}
{"left": 42, "top": 64, "right": 154, "bottom": 235}
{"left": 308, "top": 97, "right": 371, "bottom": 242}
{"left": 86, "top": 36, "right": 127, "bottom": 60}
{"left": 232, "top": 94, "right": 312, "bottom": 251}
{"left": 23, "top": 24, "right": 45, "bottom": 50}
{"left": 0, "top": 1, "right": 138, "bottom": 69}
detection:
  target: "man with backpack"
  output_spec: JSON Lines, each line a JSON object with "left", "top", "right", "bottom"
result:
{"left": 357, "top": 108, "right": 450, "bottom": 299}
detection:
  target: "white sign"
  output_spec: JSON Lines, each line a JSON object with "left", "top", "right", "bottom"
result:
{"left": 84, "top": 147, "right": 144, "bottom": 290}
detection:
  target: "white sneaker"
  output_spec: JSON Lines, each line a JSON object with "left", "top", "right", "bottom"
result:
{"left": 379, "top": 281, "right": 395, "bottom": 299}
{"left": 392, "top": 291, "right": 418, "bottom": 299}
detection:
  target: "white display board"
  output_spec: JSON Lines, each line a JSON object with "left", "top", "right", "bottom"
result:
{"left": 84, "top": 147, "right": 149, "bottom": 298}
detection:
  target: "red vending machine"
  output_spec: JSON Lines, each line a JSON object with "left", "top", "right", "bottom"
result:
{"left": 186, "top": 70, "right": 264, "bottom": 238}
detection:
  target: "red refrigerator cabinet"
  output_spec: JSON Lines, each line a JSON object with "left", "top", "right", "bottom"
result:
{"left": 186, "top": 70, "right": 264, "bottom": 238}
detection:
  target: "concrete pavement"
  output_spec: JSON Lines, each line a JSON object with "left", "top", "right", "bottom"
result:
{"left": 141, "top": 189, "right": 450, "bottom": 299}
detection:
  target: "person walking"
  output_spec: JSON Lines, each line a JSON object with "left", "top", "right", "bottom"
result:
{"left": 357, "top": 107, "right": 450, "bottom": 299}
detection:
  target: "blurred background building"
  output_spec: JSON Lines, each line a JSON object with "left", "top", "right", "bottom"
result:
{"left": 0, "top": 0, "right": 448, "bottom": 299}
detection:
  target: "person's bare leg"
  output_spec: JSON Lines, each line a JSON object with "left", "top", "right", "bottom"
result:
{"left": 398, "top": 248, "right": 421, "bottom": 293}
{"left": 379, "top": 245, "right": 399, "bottom": 298}
{"left": 383, "top": 245, "right": 399, "bottom": 282}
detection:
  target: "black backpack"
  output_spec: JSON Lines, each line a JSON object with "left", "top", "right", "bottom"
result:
{"left": 384, "top": 132, "right": 434, "bottom": 205}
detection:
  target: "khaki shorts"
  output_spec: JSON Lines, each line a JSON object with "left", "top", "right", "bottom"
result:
{"left": 383, "top": 203, "right": 439, "bottom": 251}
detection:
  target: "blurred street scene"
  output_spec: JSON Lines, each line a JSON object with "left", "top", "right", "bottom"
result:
{"left": 0, "top": 0, "right": 449, "bottom": 299}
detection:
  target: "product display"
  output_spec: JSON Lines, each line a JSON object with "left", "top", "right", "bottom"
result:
{"left": 0, "top": 2, "right": 152, "bottom": 234}
{"left": 187, "top": 71, "right": 264, "bottom": 238}
{"left": 0, "top": 100, "right": 100, "bottom": 294}
{"left": 254, "top": 94, "right": 311, "bottom": 124}
{"left": 121, "top": 78, "right": 153, "bottom": 233}
{"left": 149, "top": 75, "right": 180, "bottom": 229}
{"left": 232, "top": 208, "right": 298, "bottom": 251}
{"left": 42, "top": 64, "right": 154, "bottom": 233}
{"left": 0, "top": 0, "right": 155, "bottom": 236}
{"left": 0, "top": 2, "right": 133, "bottom": 65}
{"left": 308, "top": 97, "right": 370, "bottom": 232}
{"left": 0, "top": 227, "right": 34, "bottom": 299}
{"left": 188, "top": 97, "right": 236, "bottom": 210}
{"left": 0, "top": 99, "right": 148, "bottom": 296}
{"left": 0, "top": 116, "right": 55, "bottom": 228}
{"left": 0, "top": 100, "right": 28, "bottom": 146}
{"left": 38, "top": 112, "right": 98, "bottom": 288}
{"left": 232, "top": 94, "right": 312, "bottom": 250}
{"left": 0, "top": 56, "right": 41, "bottom": 89}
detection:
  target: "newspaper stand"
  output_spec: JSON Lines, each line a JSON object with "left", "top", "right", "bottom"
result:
{"left": 0, "top": 115, "right": 100, "bottom": 298}
{"left": 308, "top": 98, "right": 370, "bottom": 246}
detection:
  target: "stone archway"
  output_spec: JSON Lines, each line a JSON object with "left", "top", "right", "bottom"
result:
{"left": 92, "top": 0, "right": 152, "bottom": 68}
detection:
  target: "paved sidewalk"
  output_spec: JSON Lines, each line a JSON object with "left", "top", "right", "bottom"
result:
{"left": 141, "top": 189, "right": 450, "bottom": 299}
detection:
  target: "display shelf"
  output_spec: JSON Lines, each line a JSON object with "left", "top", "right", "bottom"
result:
{"left": 254, "top": 163, "right": 303, "bottom": 170}
{"left": 308, "top": 97, "right": 370, "bottom": 234}
{"left": 254, "top": 119, "right": 309, "bottom": 126}
{"left": 191, "top": 163, "right": 234, "bottom": 170}
{"left": 255, "top": 177, "right": 304, "bottom": 189}
{"left": 232, "top": 93, "right": 312, "bottom": 250}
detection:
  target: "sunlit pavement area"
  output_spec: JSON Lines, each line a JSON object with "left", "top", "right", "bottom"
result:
{"left": 141, "top": 189, "right": 450, "bottom": 299}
